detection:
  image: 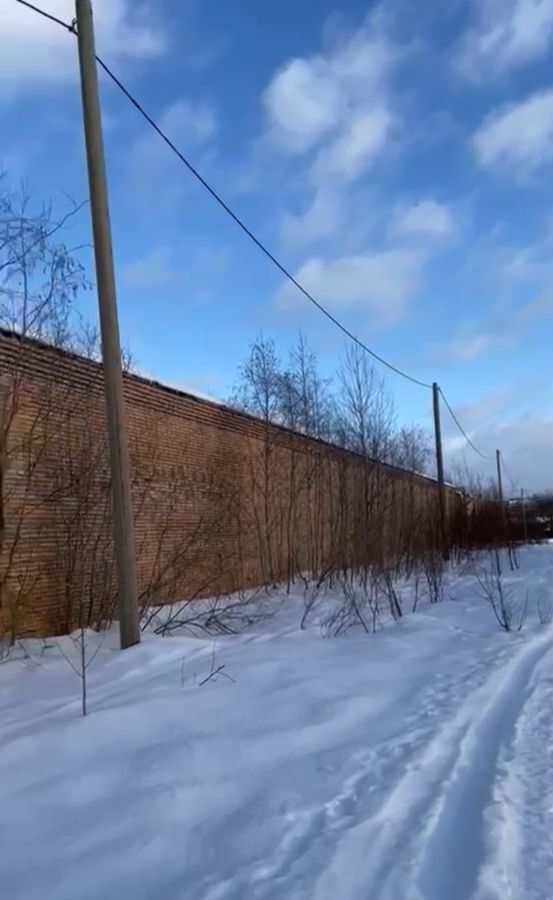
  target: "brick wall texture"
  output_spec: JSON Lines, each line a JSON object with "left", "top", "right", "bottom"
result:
{"left": 0, "top": 331, "right": 458, "bottom": 638}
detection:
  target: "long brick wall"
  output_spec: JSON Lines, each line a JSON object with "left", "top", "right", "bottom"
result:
{"left": 0, "top": 330, "right": 456, "bottom": 638}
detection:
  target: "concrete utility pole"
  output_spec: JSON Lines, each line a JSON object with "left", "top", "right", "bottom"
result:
{"left": 496, "top": 449, "right": 507, "bottom": 534}
{"left": 432, "top": 383, "right": 450, "bottom": 561}
{"left": 75, "top": 0, "right": 140, "bottom": 648}
{"left": 521, "top": 487, "right": 528, "bottom": 544}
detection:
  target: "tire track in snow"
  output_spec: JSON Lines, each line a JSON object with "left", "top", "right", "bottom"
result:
{"left": 412, "top": 639, "right": 552, "bottom": 900}
{"left": 312, "top": 632, "right": 552, "bottom": 900}
{"left": 475, "top": 648, "right": 553, "bottom": 900}
{"left": 203, "top": 641, "right": 528, "bottom": 900}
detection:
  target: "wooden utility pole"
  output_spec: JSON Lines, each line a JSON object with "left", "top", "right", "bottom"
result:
{"left": 432, "top": 383, "right": 450, "bottom": 561}
{"left": 75, "top": 0, "right": 140, "bottom": 648}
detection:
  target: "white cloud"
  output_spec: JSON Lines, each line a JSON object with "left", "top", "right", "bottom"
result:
{"left": 443, "top": 389, "right": 553, "bottom": 493}
{"left": 263, "top": 12, "right": 402, "bottom": 255}
{"left": 490, "top": 413, "right": 553, "bottom": 492}
{"left": 126, "top": 97, "right": 217, "bottom": 206}
{"left": 280, "top": 189, "right": 344, "bottom": 246}
{"left": 274, "top": 249, "right": 423, "bottom": 325}
{"left": 132, "top": 98, "right": 217, "bottom": 160}
{"left": 263, "top": 14, "right": 396, "bottom": 183}
{"left": 444, "top": 386, "right": 520, "bottom": 433}
{"left": 435, "top": 291, "right": 553, "bottom": 363}
{"left": 121, "top": 241, "right": 232, "bottom": 298}
{"left": 498, "top": 239, "right": 553, "bottom": 283}
{"left": 514, "top": 290, "right": 553, "bottom": 322}
{"left": 457, "top": 0, "right": 553, "bottom": 79}
{"left": 473, "top": 90, "right": 553, "bottom": 175}
{"left": 0, "top": 0, "right": 166, "bottom": 91}
{"left": 441, "top": 334, "right": 496, "bottom": 363}
{"left": 464, "top": 219, "right": 553, "bottom": 292}
{"left": 313, "top": 107, "right": 393, "bottom": 183}
{"left": 121, "top": 247, "right": 176, "bottom": 289}
{"left": 263, "top": 58, "right": 342, "bottom": 154}
{"left": 393, "top": 200, "right": 455, "bottom": 240}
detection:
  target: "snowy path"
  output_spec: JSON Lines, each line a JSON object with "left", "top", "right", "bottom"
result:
{"left": 477, "top": 645, "right": 553, "bottom": 900}
{"left": 1, "top": 545, "right": 552, "bottom": 899}
{"left": 413, "top": 637, "right": 552, "bottom": 900}
{"left": 214, "top": 628, "right": 553, "bottom": 900}
{"left": 306, "top": 634, "right": 552, "bottom": 900}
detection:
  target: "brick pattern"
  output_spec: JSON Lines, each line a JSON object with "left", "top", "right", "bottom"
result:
{"left": 0, "top": 332, "right": 456, "bottom": 638}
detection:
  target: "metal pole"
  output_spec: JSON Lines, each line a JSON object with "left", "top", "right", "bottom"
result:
{"left": 432, "top": 383, "right": 450, "bottom": 561}
{"left": 75, "top": 0, "right": 140, "bottom": 648}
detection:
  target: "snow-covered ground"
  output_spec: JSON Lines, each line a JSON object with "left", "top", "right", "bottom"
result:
{"left": 1, "top": 545, "right": 552, "bottom": 900}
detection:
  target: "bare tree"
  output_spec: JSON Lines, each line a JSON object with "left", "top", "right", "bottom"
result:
{"left": 286, "top": 335, "right": 333, "bottom": 577}
{"left": 0, "top": 178, "right": 88, "bottom": 343}
{"left": 231, "top": 336, "right": 284, "bottom": 585}
{"left": 57, "top": 622, "right": 104, "bottom": 716}
{"left": 391, "top": 425, "right": 431, "bottom": 474}
{"left": 337, "top": 345, "right": 396, "bottom": 459}
{"left": 0, "top": 177, "right": 89, "bottom": 641}
{"left": 232, "top": 335, "right": 282, "bottom": 423}
{"left": 51, "top": 392, "right": 115, "bottom": 633}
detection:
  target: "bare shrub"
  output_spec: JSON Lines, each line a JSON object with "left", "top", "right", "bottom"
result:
{"left": 197, "top": 645, "right": 236, "bottom": 687}
{"left": 0, "top": 637, "right": 50, "bottom": 668}
{"left": 0, "top": 177, "right": 89, "bottom": 641}
{"left": 507, "top": 543, "right": 520, "bottom": 572}
{"left": 537, "top": 595, "right": 553, "bottom": 627}
{"left": 144, "top": 587, "right": 271, "bottom": 638}
{"left": 380, "top": 571, "right": 403, "bottom": 620}
{"left": 411, "top": 572, "right": 422, "bottom": 613}
{"left": 180, "top": 644, "right": 237, "bottom": 688}
{"left": 299, "top": 567, "right": 332, "bottom": 630}
{"left": 57, "top": 625, "right": 104, "bottom": 717}
{"left": 475, "top": 550, "right": 527, "bottom": 632}
{"left": 423, "top": 552, "right": 444, "bottom": 605}
{"left": 321, "top": 571, "right": 380, "bottom": 637}
{"left": 0, "top": 386, "right": 52, "bottom": 642}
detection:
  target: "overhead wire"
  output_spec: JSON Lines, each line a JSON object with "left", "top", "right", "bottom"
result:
{"left": 14, "top": 0, "right": 432, "bottom": 390}
{"left": 438, "top": 388, "right": 491, "bottom": 460}
{"left": 15, "top": 0, "right": 500, "bottom": 462}
{"left": 499, "top": 453, "right": 518, "bottom": 491}
{"left": 95, "top": 57, "right": 434, "bottom": 390}
{"left": 15, "top": 0, "right": 74, "bottom": 32}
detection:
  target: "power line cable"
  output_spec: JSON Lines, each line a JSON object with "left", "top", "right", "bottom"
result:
{"left": 438, "top": 388, "right": 491, "bottom": 460}
{"left": 15, "top": 0, "right": 74, "bottom": 31}
{"left": 14, "top": 0, "right": 432, "bottom": 390}
{"left": 499, "top": 453, "right": 517, "bottom": 489}
{"left": 15, "top": 0, "right": 498, "bottom": 467}
{"left": 96, "top": 58, "right": 434, "bottom": 390}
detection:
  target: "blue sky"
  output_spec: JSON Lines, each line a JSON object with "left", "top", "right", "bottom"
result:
{"left": 2, "top": 0, "right": 552, "bottom": 490}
